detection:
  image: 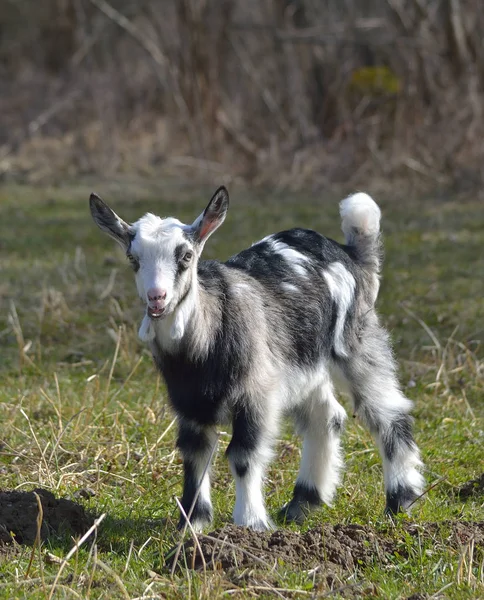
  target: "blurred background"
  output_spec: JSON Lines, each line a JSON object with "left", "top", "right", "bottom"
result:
{"left": 1, "top": 0, "right": 484, "bottom": 190}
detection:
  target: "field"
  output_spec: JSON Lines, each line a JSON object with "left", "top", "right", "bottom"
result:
{"left": 0, "top": 181, "right": 483, "bottom": 599}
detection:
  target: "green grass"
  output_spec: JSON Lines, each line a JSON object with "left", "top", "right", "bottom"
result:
{"left": 0, "top": 181, "right": 483, "bottom": 599}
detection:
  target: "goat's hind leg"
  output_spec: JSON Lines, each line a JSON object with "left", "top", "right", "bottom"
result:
{"left": 177, "top": 420, "right": 218, "bottom": 531}
{"left": 337, "top": 324, "right": 424, "bottom": 514}
{"left": 280, "top": 384, "right": 347, "bottom": 524}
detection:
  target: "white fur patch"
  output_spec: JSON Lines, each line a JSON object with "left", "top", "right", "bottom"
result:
{"left": 371, "top": 272, "right": 381, "bottom": 305}
{"left": 381, "top": 439, "right": 424, "bottom": 502}
{"left": 138, "top": 314, "right": 155, "bottom": 342}
{"left": 232, "top": 282, "right": 252, "bottom": 295}
{"left": 281, "top": 282, "right": 299, "bottom": 294}
{"left": 269, "top": 239, "right": 311, "bottom": 278}
{"left": 251, "top": 235, "right": 311, "bottom": 278}
{"left": 232, "top": 463, "right": 272, "bottom": 530}
{"left": 322, "top": 262, "right": 356, "bottom": 357}
{"left": 170, "top": 285, "right": 197, "bottom": 340}
{"left": 296, "top": 386, "right": 347, "bottom": 504}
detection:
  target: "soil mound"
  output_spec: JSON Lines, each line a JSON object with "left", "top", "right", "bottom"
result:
{"left": 169, "top": 523, "right": 396, "bottom": 572}
{"left": 0, "top": 488, "right": 93, "bottom": 545}
{"left": 170, "top": 520, "right": 484, "bottom": 573}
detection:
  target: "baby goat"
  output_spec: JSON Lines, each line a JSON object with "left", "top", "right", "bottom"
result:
{"left": 90, "top": 187, "right": 424, "bottom": 530}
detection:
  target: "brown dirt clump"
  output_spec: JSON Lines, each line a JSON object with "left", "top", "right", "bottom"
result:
{"left": 0, "top": 488, "right": 93, "bottom": 546}
{"left": 169, "top": 520, "right": 484, "bottom": 575}
{"left": 169, "top": 523, "right": 396, "bottom": 572}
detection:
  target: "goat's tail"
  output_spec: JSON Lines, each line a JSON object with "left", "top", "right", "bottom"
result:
{"left": 340, "top": 192, "right": 382, "bottom": 273}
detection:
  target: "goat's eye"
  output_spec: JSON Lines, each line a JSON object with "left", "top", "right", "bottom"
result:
{"left": 183, "top": 251, "right": 193, "bottom": 262}
{"left": 126, "top": 253, "right": 140, "bottom": 272}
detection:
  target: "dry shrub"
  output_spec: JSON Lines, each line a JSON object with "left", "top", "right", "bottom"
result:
{"left": 1, "top": 0, "right": 484, "bottom": 189}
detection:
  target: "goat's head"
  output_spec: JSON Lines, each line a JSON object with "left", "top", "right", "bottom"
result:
{"left": 90, "top": 186, "right": 229, "bottom": 324}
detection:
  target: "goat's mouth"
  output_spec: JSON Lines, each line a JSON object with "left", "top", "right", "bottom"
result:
{"left": 147, "top": 306, "right": 166, "bottom": 320}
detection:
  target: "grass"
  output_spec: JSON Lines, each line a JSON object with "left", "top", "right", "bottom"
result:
{"left": 0, "top": 180, "right": 483, "bottom": 599}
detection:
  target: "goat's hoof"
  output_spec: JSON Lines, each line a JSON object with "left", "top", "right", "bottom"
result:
{"left": 385, "top": 484, "right": 420, "bottom": 516}
{"left": 279, "top": 482, "right": 323, "bottom": 525}
{"left": 177, "top": 503, "right": 213, "bottom": 533}
{"left": 279, "top": 497, "right": 321, "bottom": 525}
{"left": 278, "top": 501, "right": 308, "bottom": 525}
{"left": 177, "top": 517, "right": 212, "bottom": 533}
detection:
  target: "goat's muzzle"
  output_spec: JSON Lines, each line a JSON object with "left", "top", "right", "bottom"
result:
{"left": 147, "top": 288, "right": 167, "bottom": 319}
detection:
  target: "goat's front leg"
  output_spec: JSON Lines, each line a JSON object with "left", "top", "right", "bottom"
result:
{"left": 226, "top": 403, "right": 276, "bottom": 531}
{"left": 177, "top": 420, "right": 218, "bottom": 532}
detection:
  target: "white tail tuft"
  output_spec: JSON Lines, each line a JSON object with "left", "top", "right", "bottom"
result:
{"left": 339, "top": 193, "right": 382, "bottom": 272}
{"left": 340, "top": 193, "right": 381, "bottom": 242}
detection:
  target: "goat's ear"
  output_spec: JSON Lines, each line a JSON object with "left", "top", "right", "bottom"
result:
{"left": 90, "top": 193, "right": 131, "bottom": 250}
{"left": 191, "top": 186, "right": 229, "bottom": 245}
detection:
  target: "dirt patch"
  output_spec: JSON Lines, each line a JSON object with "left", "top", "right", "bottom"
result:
{"left": 0, "top": 488, "right": 93, "bottom": 546}
{"left": 456, "top": 473, "right": 484, "bottom": 499}
{"left": 169, "top": 523, "right": 396, "bottom": 573}
{"left": 169, "top": 521, "right": 484, "bottom": 574}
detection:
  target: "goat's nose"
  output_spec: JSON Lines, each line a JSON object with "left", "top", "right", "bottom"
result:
{"left": 147, "top": 288, "right": 167, "bottom": 302}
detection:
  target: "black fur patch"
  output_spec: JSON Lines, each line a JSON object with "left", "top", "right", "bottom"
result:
{"left": 234, "top": 463, "right": 248, "bottom": 478}
{"left": 178, "top": 459, "right": 212, "bottom": 527}
{"left": 176, "top": 423, "right": 213, "bottom": 455}
{"left": 174, "top": 243, "right": 192, "bottom": 276}
{"left": 382, "top": 414, "right": 415, "bottom": 462}
{"left": 328, "top": 414, "right": 345, "bottom": 434}
{"left": 292, "top": 482, "right": 322, "bottom": 506}
{"left": 226, "top": 403, "right": 260, "bottom": 478}
{"left": 126, "top": 235, "right": 140, "bottom": 272}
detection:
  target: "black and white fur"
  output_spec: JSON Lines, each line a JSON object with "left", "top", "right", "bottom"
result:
{"left": 90, "top": 187, "right": 424, "bottom": 530}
